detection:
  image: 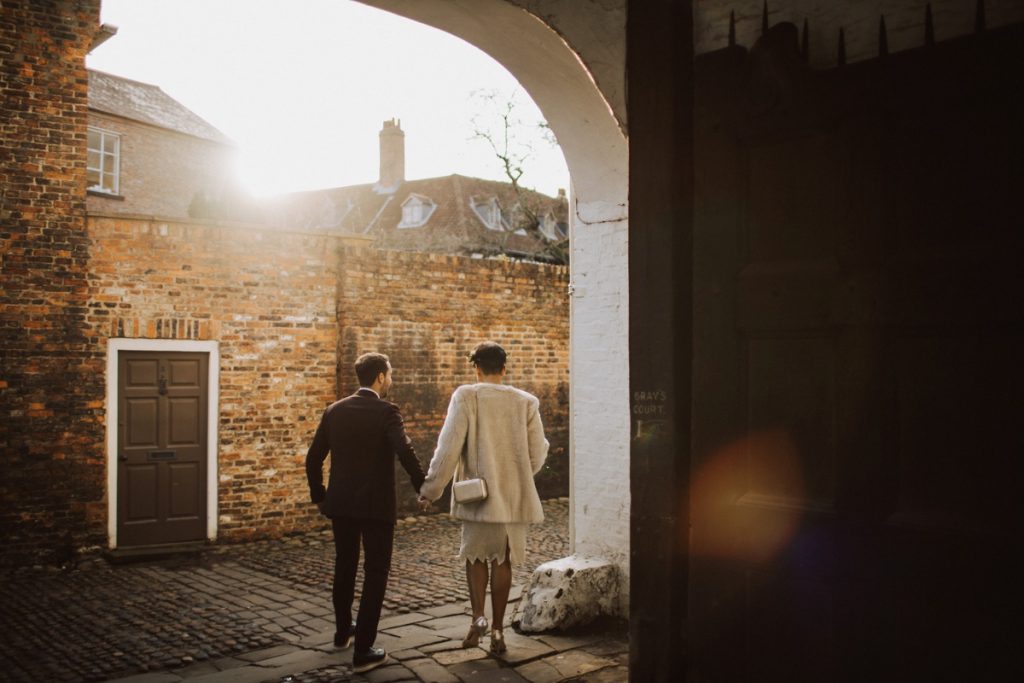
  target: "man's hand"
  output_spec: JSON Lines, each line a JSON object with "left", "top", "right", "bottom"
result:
{"left": 417, "top": 495, "right": 431, "bottom": 512}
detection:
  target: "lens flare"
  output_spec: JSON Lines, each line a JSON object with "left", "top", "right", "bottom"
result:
{"left": 689, "top": 429, "right": 805, "bottom": 563}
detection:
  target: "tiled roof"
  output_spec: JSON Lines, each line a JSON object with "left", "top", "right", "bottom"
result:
{"left": 87, "top": 69, "right": 232, "bottom": 145}
{"left": 266, "top": 174, "right": 568, "bottom": 261}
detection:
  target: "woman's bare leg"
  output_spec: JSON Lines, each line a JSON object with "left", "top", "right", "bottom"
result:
{"left": 466, "top": 559, "right": 489, "bottom": 620}
{"left": 490, "top": 545, "right": 512, "bottom": 629}
{"left": 462, "top": 559, "right": 490, "bottom": 647}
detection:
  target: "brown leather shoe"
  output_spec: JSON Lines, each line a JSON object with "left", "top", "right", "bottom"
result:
{"left": 353, "top": 646, "right": 388, "bottom": 673}
{"left": 333, "top": 620, "right": 356, "bottom": 649}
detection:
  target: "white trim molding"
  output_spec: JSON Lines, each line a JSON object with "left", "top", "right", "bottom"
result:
{"left": 105, "top": 338, "right": 220, "bottom": 548}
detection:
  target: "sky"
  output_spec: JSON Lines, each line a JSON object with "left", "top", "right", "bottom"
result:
{"left": 87, "top": 0, "right": 570, "bottom": 198}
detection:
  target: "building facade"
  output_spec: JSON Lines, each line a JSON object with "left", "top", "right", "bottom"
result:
{"left": 266, "top": 119, "right": 569, "bottom": 263}
{"left": 86, "top": 69, "right": 238, "bottom": 220}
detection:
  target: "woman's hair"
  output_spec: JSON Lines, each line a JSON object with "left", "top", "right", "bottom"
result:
{"left": 469, "top": 341, "right": 507, "bottom": 375}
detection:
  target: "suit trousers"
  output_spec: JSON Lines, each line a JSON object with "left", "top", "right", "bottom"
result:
{"left": 331, "top": 516, "right": 395, "bottom": 652}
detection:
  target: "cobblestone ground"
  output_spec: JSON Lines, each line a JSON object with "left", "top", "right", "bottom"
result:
{"left": 0, "top": 499, "right": 573, "bottom": 683}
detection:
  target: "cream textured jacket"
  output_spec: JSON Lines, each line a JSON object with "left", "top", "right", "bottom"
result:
{"left": 420, "top": 383, "right": 549, "bottom": 523}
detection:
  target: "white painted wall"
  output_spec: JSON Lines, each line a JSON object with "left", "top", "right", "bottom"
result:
{"left": 359, "top": 0, "right": 632, "bottom": 613}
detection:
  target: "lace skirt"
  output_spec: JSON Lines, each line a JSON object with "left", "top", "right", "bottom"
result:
{"left": 458, "top": 521, "right": 528, "bottom": 565}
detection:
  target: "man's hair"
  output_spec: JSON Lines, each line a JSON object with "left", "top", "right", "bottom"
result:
{"left": 355, "top": 352, "right": 389, "bottom": 387}
{"left": 469, "top": 341, "right": 507, "bottom": 375}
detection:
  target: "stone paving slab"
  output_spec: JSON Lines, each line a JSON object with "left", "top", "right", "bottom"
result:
{"left": 518, "top": 650, "right": 618, "bottom": 681}
{"left": 176, "top": 662, "right": 221, "bottom": 678}
{"left": 237, "top": 645, "right": 299, "bottom": 662}
{"left": 103, "top": 674, "right": 182, "bottom": 683}
{"left": 487, "top": 631, "right": 556, "bottom": 665}
{"left": 405, "top": 657, "right": 461, "bottom": 683}
{"left": 432, "top": 648, "right": 490, "bottom": 667}
{"left": 448, "top": 657, "right": 530, "bottom": 682}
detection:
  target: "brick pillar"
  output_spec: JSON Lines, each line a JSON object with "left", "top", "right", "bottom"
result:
{"left": 0, "top": 0, "right": 104, "bottom": 566}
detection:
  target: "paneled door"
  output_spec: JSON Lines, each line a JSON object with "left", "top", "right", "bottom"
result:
{"left": 117, "top": 351, "right": 208, "bottom": 547}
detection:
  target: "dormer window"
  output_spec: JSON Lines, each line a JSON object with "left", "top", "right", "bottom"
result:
{"left": 472, "top": 197, "right": 505, "bottom": 231}
{"left": 540, "top": 212, "right": 561, "bottom": 240}
{"left": 87, "top": 126, "right": 120, "bottom": 194}
{"left": 398, "top": 194, "right": 436, "bottom": 228}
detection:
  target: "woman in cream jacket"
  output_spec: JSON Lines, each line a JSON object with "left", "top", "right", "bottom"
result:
{"left": 418, "top": 341, "right": 548, "bottom": 654}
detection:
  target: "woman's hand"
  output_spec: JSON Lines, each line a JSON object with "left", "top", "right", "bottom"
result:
{"left": 417, "top": 495, "right": 432, "bottom": 512}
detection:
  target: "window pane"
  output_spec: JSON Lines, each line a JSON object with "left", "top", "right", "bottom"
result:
{"left": 103, "top": 155, "right": 116, "bottom": 175}
{"left": 88, "top": 129, "right": 100, "bottom": 150}
{"left": 87, "top": 168, "right": 100, "bottom": 187}
{"left": 87, "top": 150, "right": 100, "bottom": 169}
{"left": 103, "top": 134, "right": 117, "bottom": 154}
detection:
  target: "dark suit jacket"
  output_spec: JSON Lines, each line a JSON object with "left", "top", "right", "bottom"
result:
{"left": 305, "top": 388, "right": 425, "bottom": 522}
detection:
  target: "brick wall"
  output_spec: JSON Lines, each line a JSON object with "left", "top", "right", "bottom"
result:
{"left": 335, "top": 249, "right": 571, "bottom": 511}
{"left": 85, "top": 215, "right": 342, "bottom": 543}
{"left": 0, "top": 0, "right": 102, "bottom": 566}
{"left": 86, "top": 112, "right": 236, "bottom": 219}
{"left": 40, "top": 216, "right": 567, "bottom": 561}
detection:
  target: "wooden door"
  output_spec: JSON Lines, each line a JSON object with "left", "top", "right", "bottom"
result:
{"left": 687, "top": 25, "right": 1022, "bottom": 682}
{"left": 117, "top": 351, "right": 208, "bottom": 547}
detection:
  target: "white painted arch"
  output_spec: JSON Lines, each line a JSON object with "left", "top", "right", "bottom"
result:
{"left": 359, "top": 0, "right": 632, "bottom": 611}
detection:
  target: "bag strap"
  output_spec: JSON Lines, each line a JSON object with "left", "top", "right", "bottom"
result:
{"left": 466, "top": 388, "right": 482, "bottom": 480}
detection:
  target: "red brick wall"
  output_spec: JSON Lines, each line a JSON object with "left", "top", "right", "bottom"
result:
{"left": 336, "top": 248, "right": 570, "bottom": 510}
{"left": 0, "top": 0, "right": 103, "bottom": 566}
{"left": 85, "top": 112, "right": 236, "bottom": 219}
{"left": 86, "top": 215, "right": 343, "bottom": 542}
{"left": 81, "top": 217, "right": 568, "bottom": 551}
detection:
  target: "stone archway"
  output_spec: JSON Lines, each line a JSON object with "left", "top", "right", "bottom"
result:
{"left": 357, "top": 0, "right": 632, "bottom": 614}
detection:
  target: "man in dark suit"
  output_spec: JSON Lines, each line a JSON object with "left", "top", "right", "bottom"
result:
{"left": 305, "top": 352, "right": 425, "bottom": 673}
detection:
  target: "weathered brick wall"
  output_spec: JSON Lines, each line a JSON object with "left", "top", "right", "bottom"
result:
{"left": 86, "top": 112, "right": 235, "bottom": 219}
{"left": 78, "top": 218, "right": 568, "bottom": 555}
{"left": 86, "top": 214, "right": 342, "bottom": 542}
{"left": 0, "top": 0, "right": 103, "bottom": 566}
{"left": 336, "top": 248, "right": 570, "bottom": 513}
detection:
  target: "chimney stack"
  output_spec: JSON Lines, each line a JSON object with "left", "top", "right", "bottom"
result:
{"left": 378, "top": 118, "right": 405, "bottom": 192}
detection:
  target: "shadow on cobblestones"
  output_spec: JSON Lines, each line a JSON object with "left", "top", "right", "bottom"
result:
{"left": 0, "top": 499, "right": 570, "bottom": 682}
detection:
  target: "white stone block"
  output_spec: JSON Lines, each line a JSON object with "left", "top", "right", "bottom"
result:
{"left": 515, "top": 555, "right": 620, "bottom": 632}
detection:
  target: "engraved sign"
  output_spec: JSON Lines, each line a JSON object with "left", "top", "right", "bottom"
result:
{"left": 632, "top": 389, "right": 669, "bottom": 442}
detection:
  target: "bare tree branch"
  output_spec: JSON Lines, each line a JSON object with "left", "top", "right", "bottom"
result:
{"left": 468, "top": 89, "right": 568, "bottom": 265}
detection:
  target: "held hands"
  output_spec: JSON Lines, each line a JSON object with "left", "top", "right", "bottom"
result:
{"left": 417, "top": 495, "right": 432, "bottom": 512}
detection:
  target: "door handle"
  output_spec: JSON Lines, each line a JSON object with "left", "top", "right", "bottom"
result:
{"left": 119, "top": 455, "right": 128, "bottom": 462}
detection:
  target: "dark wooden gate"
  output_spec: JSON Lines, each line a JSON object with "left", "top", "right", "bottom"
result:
{"left": 117, "top": 351, "right": 209, "bottom": 547}
{"left": 685, "top": 16, "right": 1023, "bottom": 682}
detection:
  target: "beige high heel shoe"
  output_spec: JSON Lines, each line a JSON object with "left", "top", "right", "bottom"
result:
{"left": 462, "top": 616, "right": 488, "bottom": 648}
{"left": 490, "top": 628, "right": 507, "bottom": 654}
